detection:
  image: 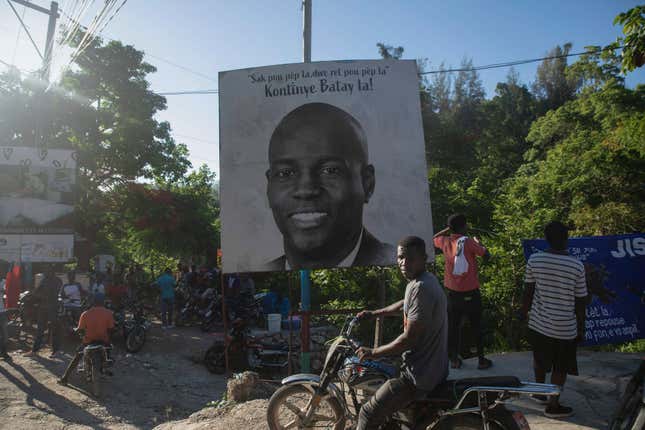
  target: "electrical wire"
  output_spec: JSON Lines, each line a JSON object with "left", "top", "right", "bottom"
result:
{"left": 157, "top": 45, "right": 622, "bottom": 95}
{"left": 94, "top": 0, "right": 128, "bottom": 39}
{"left": 5, "top": 0, "right": 44, "bottom": 60}
{"left": 10, "top": 3, "right": 26, "bottom": 65}
{"left": 419, "top": 45, "right": 620, "bottom": 75}
{"left": 156, "top": 89, "right": 218, "bottom": 96}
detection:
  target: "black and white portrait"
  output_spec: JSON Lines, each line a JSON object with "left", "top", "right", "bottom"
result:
{"left": 219, "top": 60, "right": 433, "bottom": 273}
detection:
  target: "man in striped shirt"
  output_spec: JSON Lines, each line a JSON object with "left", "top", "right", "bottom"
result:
{"left": 521, "top": 221, "right": 588, "bottom": 418}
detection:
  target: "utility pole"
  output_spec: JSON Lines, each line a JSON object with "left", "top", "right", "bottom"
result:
{"left": 303, "top": 0, "right": 312, "bottom": 63}
{"left": 300, "top": 0, "right": 312, "bottom": 374}
{"left": 9, "top": 0, "right": 59, "bottom": 82}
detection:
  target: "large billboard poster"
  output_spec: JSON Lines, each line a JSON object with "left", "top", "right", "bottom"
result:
{"left": 0, "top": 146, "right": 76, "bottom": 234}
{"left": 0, "top": 234, "right": 74, "bottom": 262}
{"left": 522, "top": 234, "right": 645, "bottom": 346}
{"left": 0, "top": 146, "right": 76, "bottom": 262}
{"left": 219, "top": 60, "right": 433, "bottom": 273}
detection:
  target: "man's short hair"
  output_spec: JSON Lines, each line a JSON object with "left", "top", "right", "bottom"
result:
{"left": 398, "top": 236, "right": 427, "bottom": 256}
{"left": 269, "top": 102, "right": 369, "bottom": 164}
{"left": 164, "top": 267, "right": 172, "bottom": 274}
{"left": 93, "top": 293, "right": 105, "bottom": 306}
{"left": 448, "top": 213, "right": 467, "bottom": 232}
{"left": 544, "top": 221, "right": 569, "bottom": 249}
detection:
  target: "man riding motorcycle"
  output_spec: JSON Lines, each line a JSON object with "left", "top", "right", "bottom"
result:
{"left": 58, "top": 293, "right": 115, "bottom": 385}
{"left": 355, "top": 236, "right": 448, "bottom": 429}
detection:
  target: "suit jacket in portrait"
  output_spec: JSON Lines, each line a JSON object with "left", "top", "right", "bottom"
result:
{"left": 261, "top": 229, "right": 396, "bottom": 271}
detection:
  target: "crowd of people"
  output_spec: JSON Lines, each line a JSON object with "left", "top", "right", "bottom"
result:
{"left": 0, "top": 215, "right": 594, "bottom": 423}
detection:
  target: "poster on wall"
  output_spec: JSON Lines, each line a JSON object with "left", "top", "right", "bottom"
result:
{"left": 0, "top": 146, "right": 76, "bottom": 234}
{"left": 0, "top": 234, "right": 74, "bottom": 262}
{"left": 219, "top": 60, "right": 433, "bottom": 273}
{"left": 522, "top": 233, "right": 645, "bottom": 346}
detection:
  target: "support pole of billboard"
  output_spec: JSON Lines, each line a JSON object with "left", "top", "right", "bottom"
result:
{"left": 299, "top": 0, "right": 312, "bottom": 373}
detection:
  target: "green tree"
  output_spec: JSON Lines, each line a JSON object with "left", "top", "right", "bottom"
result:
{"left": 614, "top": 5, "right": 645, "bottom": 72}
{"left": 105, "top": 166, "right": 220, "bottom": 267}
{"left": 532, "top": 43, "right": 579, "bottom": 113}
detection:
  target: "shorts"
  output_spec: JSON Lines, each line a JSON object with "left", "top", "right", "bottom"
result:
{"left": 528, "top": 329, "right": 579, "bottom": 375}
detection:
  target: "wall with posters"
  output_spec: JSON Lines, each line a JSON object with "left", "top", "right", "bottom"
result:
{"left": 0, "top": 146, "right": 76, "bottom": 263}
{"left": 522, "top": 233, "right": 645, "bottom": 346}
{"left": 219, "top": 60, "right": 433, "bottom": 273}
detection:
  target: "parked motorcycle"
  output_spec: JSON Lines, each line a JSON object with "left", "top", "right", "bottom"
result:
{"left": 176, "top": 288, "right": 210, "bottom": 327}
{"left": 200, "top": 293, "right": 224, "bottom": 332}
{"left": 80, "top": 342, "right": 113, "bottom": 397}
{"left": 266, "top": 317, "right": 560, "bottom": 430}
{"left": 17, "top": 290, "right": 39, "bottom": 328}
{"left": 112, "top": 300, "right": 150, "bottom": 353}
{"left": 204, "top": 319, "right": 297, "bottom": 375}
{"left": 610, "top": 359, "right": 645, "bottom": 430}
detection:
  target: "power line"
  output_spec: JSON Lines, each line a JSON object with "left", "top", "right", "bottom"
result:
{"left": 145, "top": 53, "right": 217, "bottom": 84}
{"left": 157, "top": 89, "right": 218, "bottom": 96}
{"left": 58, "top": 8, "right": 218, "bottom": 85}
{"left": 419, "top": 45, "right": 619, "bottom": 75}
{"left": 6, "top": 0, "right": 44, "bottom": 60}
{"left": 10, "top": 2, "right": 26, "bottom": 65}
{"left": 173, "top": 133, "right": 217, "bottom": 145}
{"left": 156, "top": 46, "right": 622, "bottom": 95}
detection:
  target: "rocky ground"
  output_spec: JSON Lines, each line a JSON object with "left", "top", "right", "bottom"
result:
{"left": 0, "top": 321, "right": 227, "bottom": 430}
{"left": 155, "top": 351, "right": 642, "bottom": 430}
{"left": 0, "top": 320, "right": 641, "bottom": 430}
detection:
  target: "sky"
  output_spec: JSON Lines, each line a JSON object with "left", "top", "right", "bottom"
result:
{"left": 1, "top": 0, "right": 644, "bottom": 178}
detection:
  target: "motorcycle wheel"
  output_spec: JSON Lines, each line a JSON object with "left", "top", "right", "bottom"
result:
{"left": 267, "top": 384, "right": 345, "bottom": 430}
{"left": 204, "top": 344, "right": 226, "bottom": 374}
{"left": 125, "top": 326, "right": 146, "bottom": 353}
{"left": 91, "top": 357, "right": 101, "bottom": 398}
{"left": 430, "top": 407, "right": 524, "bottom": 430}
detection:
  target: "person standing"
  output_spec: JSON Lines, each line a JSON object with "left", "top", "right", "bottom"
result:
{"left": 433, "top": 213, "right": 493, "bottom": 370}
{"left": 25, "top": 266, "right": 62, "bottom": 357}
{"left": 521, "top": 221, "right": 588, "bottom": 418}
{"left": 156, "top": 268, "right": 175, "bottom": 329}
{"left": 0, "top": 271, "right": 11, "bottom": 361}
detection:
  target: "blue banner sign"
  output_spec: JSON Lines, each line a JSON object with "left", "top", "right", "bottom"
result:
{"left": 522, "top": 233, "right": 645, "bottom": 346}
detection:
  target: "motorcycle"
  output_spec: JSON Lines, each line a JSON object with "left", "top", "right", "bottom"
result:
{"left": 17, "top": 290, "right": 39, "bottom": 328}
{"left": 610, "top": 359, "right": 645, "bottom": 430}
{"left": 204, "top": 318, "right": 298, "bottom": 375}
{"left": 57, "top": 297, "right": 87, "bottom": 337}
{"left": 176, "top": 289, "right": 207, "bottom": 327}
{"left": 266, "top": 317, "right": 560, "bottom": 430}
{"left": 112, "top": 300, "right": 150, "bottom": 353}
{"left": 200, "top": 288, "right": 223, "bottom": 332}
{"left": 80, "top": 341, "right": 113, "bottom": 397}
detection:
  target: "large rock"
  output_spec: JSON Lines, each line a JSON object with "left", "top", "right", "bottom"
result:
{"left": 227, "top": 371, "right": 276, "bottom": 402}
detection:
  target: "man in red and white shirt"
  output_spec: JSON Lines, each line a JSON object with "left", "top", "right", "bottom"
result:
{"left": 434, "top": 213, "right": 492, "bottom": 370}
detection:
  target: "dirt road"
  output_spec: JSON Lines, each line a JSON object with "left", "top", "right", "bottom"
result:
{"left": 0, "top": 322, "right": 227, "bottom": 430}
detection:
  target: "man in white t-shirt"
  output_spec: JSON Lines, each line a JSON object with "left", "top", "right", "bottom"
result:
{"left": 61, "top": 272, "right": 83, "bottom": 305}
{"left": 521, "top": 221, "right": 588, "bottom": 418}
{"left": 61, "top": 271, "right": 84, "bottom": 321}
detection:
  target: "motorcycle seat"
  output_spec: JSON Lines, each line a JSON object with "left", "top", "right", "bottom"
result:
{"left": 422, "top": 376, "right": 521, "bottom": 406}
{"left": 84, "top": 344, "right": 105, "bottom": 352}
{"left": 258, "top": 342, "right": 289, "bottom": 350}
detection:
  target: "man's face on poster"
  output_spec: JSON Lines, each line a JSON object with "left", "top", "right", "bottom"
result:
{"left": 266, "top": 104, "right": 375, "bottom": 258}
